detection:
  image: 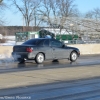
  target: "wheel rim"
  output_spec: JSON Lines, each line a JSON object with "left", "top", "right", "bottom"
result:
{"left": 37, "top": 54, "right": 44, "bottom": 63}
{"left": 72, "top": 53, "right": 77, "bottom": 60}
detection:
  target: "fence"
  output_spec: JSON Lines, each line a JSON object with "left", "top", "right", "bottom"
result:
{"left": 64, "top": 39, "right": 100, "bottom": 44}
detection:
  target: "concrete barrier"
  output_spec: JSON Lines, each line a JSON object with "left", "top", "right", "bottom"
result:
{"left": 0, "top": 46, "right": 13, "bottom": 58}
{"left": 0, "top": 44, "right": 100, "bottom": 58}
{"left": 68, "top": 44, "right": 100, "bottom": 55}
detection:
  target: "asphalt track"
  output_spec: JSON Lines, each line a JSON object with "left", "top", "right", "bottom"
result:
{"left": 0, "top": 55, "right": 100, "bottom": 100}
{"left": 0, "top": 54, "right": 100, "bottom": 72}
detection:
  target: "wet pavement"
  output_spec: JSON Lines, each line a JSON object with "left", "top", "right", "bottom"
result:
{"left": 0, "top": 55, "right": 100, "bottom": 73}
{"left": 13, "top": 77, "right": 100, "bottom": 100}
{"left": 0, "top": 55, "right": 100, "bottom": 100}
{"left": 0, "top": 76, "right": 100, "bottom": 100}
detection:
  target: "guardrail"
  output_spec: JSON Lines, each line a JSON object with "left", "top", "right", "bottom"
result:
{"left": 64, "top": 39, "right": 100, "bottom": 44}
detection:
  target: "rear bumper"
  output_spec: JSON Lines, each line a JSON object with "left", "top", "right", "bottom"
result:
{"left": 12, "top": 52, "right": 36, "bottom": 60}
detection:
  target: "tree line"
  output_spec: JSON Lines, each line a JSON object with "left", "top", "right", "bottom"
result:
{"left": 0, "top": 0, "right": 100, "bottom": 41}
{"left": 0, "top": 0, "right": 100, "bottom": 27}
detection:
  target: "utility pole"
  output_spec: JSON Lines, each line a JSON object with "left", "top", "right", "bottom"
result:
{"left": 23, "top": 16, "right": 24, "bottom": 32}
{"left": 34, "top": 10, "right": 36, "bottom": 31}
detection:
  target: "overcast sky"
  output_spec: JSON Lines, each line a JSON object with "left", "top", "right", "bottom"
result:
{"left": 4, "top": 0, "right": 100, "bottom": 26}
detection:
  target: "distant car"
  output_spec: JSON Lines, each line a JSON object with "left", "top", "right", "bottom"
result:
{"left": 12, "top": 38, "right": 80, "bottom": 64}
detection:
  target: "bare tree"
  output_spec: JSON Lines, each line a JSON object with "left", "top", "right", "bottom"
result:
{"left": 38, "top": 0, "right": 79, "bottom": 40}
{"left": 38, "top": 0, "right": 52, "bottom": 26}
{"left": 85, "top": 8, "right": 100, "bottom": 20}
{"left": 85, "top": 11, "right": 93, "bottom": 19}
{"left": 84, "top": 8, "right": 100, "bottom": 33}
{"left": 39, "top": 0, "right": 78, "bottom": 26}
{"left": 0, "top": 0, "right": 7, "bottom": 12}
{"left": 57, "top": 0, "right": 78, "bottom": 17}
{"left": 93, "top": 8, "right": 100, "bottom": 20}
{"left": 0, "top": 0, "right": 6, "bottom": 25}
{"left": 11, "top": 0, "right": 41, "bottom": 26}
{"left": 0, "top": 0, "right": 3, "bottom": 6}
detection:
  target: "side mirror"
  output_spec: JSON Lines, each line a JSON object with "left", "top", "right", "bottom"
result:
{"left": 62, "top": 44, "right": 65, "bottom": 48}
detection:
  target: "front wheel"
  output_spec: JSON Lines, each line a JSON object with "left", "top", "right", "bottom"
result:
{"left": 70, "top": 51, "right": 78, "bottom": 62}
{"left": 35, "top": 53, "right": 44, "bottom": 64}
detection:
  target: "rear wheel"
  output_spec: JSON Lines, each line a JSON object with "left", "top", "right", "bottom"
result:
{"left": 35, "top": 53, "right": 44, "bottom": 64}
{"left": 70, "top": 51, "right": 78, "bottom": 62}
{"left": 18, "top": 58, "right": 25, "bottom": 64}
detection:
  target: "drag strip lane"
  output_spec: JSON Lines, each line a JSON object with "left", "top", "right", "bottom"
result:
{"left": 0, "top": 55, "right": 100, "bottom": 73}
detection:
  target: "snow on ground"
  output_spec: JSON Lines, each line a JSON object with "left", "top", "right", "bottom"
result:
{"left": 4, "top": 36, "right": 15, "bottom": 41}
{"left": 0, "top": 52, "right": 15, "bottom": 66}
{"left": 0, "top": 36, "right": 16, "bottom": 64}
{"left": 0, "top": 36, "right": 16, "bottom": 46}
{"left": 0, "top": 41, "right": 16, "bottom": 46}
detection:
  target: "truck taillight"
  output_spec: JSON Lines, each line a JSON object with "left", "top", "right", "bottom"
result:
{"left": 26, "top": 48, "right": 33, "bottom": 52}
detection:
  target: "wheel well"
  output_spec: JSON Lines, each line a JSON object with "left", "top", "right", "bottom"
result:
{"left": 72, "top": 50, "right": 78, "bottom": 54}
{"left": 36, "top": 52, "right": 45, "bottom": 60}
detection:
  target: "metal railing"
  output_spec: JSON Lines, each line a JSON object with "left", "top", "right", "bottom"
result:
{"left": 64, "top": 39, "right": 100, "bottom": 44}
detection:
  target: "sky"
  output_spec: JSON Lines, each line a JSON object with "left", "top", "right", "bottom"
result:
{"left": 75, "top": 0, "right": 100, "bottom": 13}
{"left": 4, "top": 0, "right": 100, "bottom": 26}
